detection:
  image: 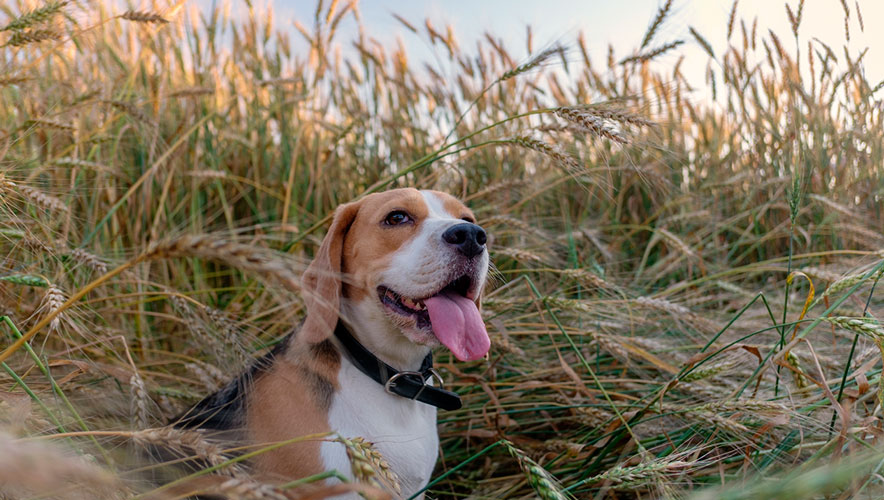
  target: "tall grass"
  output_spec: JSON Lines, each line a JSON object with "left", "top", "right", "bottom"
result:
{"left": 1, "top": 0, "right": 883, "bottom": 498}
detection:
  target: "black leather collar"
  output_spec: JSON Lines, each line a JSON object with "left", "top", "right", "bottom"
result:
{"left": 333, "top": 321, "right": 462, "bottom": 411}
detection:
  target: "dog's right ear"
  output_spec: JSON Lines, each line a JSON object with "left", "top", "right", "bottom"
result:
{"left": 300, "top": 201, "right": 361, "bottom": 344}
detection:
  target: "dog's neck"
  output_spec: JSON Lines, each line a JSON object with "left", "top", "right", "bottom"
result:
{"left": 338, "top": 298, "right": 431, "bottom": 371}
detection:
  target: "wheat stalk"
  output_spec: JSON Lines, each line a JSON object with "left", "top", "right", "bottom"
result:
{"left": 494, "top": 247, "right": 545, "bottom": 264}
{"left": 0, "top": 274, "right": 49, "bottom": 287}
{"left": 68, "top": 248, "right": 109, "bottom": 274}
{"left": 214, "top": 478, "right": 290, "bottom": 499}
{"left": 500, "top": 45, "right": 564, "bottom": 81}
{"left": 726, "top": 0, "right": 739, "bottom": 39}
{"left": 132, "top": 426, "right": 243, "bottom": 476}
{"left": 621, "top": 40, "right": 685, "bottom": 65}
{"left": 583, "top": 459, "right": 690, "bottom": 488}
{"left": 38, "top": 284, "right": 66, "bottom": 333}
{"left": 23, "top": 117, "right": 74, "bottom": 131}
{"left": 641, "top": 0, "right": 673, "bottom": 49}
{"left": 553, "top": 106, "right": 629, "bottom": 144}
{"left": 689, "top": 27, "right": 715, "bottom": 59}
{"left": 1, "top": 1, "right": 68, "bottom": 32}
{"left": 338, "top": 436, "right": 401, "bottom": 495}
{"left": 502, "top": 440, "right": 572, "bottom": 500}
{"left": 690, "top": 400, "right": 788, "bottom": 414}
{"left": 505, "top": 135, "right": 581, "bottom": 172}
{"left": 145, "top": 235, "right": 302, "bottom": 293}
{"left": 784, "top": 350, "right": 809, "bottom": 389}
{"left": 822, "top": 317, "right": 884, "bottom": 339}
{"left": 3, "top": 28, "right": 60, "bottom": 47}
{"left": 120, "top": 10, "right": 169, "bottom": 24}
{"left": 811, "top": 268, "right": 883, "bottom": 308}
{"left": 558, "top": 268, "right": 618, "bottom": 292}
{"left": 0, "top": 178, "right": 70, "bottom": 213}
{"left": 186, "top": 362, "right": 227, "bottom": 392}
{"left": 130, "top": 373, "right": 151, "bottom": 429}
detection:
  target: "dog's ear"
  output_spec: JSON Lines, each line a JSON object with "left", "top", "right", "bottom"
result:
{"left": 300, "top": 201, "right": 361, "bottom": 344}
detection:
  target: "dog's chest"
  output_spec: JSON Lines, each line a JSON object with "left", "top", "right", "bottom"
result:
{"left": 320, "top": 358, "right": 439, "bottom": 498}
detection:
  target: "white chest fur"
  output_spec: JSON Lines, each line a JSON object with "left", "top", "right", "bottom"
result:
{"left": 320, "top": 357, "right": 439, "bottom": 499}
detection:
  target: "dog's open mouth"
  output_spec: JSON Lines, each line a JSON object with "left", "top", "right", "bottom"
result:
{"left": 377, "top": 275, "right": 489, "bottom": 361}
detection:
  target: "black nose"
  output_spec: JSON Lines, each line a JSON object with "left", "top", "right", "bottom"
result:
{"left": 442, "top": 223, "right": 487, "bottom": 258}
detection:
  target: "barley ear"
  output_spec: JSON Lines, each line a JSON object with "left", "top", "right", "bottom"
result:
{"left": 502, "top": 440, "right": 572, "bottom": 500}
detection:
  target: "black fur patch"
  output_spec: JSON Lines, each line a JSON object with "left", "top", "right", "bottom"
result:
{"left": 310, "top": 338, "right": 341, "bottom": 366}
{"left": 172, "top": 334, "right": 291, "bottom": 431}
{"left": 296, "top": 364, "right": 335, "bottom": 410}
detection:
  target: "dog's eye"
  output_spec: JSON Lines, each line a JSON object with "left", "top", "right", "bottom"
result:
{"left": 461, "top": 216, "right": 475, "bottom": 223}
{"left": 384, "top": 211, "right": 412, "bottom": 226}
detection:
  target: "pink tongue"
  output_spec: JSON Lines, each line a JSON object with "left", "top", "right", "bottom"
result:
{"left": 424, "top": 291, "right": 490, "bottom": 361}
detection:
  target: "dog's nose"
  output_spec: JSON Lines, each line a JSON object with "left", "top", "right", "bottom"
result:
{"left": 442, "top": 223, "right": 487, "bottom": 258}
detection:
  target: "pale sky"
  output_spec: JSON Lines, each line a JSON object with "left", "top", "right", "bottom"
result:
{"left": 258, "top": 1, "right": 883, "bottom": 85}
{"left": 175, "top": 0, "right": 884, "bottom": 105}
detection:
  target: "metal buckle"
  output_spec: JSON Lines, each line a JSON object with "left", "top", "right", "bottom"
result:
{"left": 384, "top": 369, "right": 445, "bottom": 400}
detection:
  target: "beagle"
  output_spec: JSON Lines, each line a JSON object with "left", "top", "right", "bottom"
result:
{"left": 176, "top": 188, "right": 491, "bottom": 498}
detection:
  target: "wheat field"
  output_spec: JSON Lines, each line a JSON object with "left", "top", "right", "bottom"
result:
{"left": 1, "top": 0, "right": 883, "bottom": 498}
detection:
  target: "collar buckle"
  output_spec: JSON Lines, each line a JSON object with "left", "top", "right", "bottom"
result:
{"left": 384, "top": 368, "right": 445, "bottom": 400}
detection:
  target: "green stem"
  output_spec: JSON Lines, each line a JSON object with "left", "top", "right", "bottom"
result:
{"left": 2, "top": 316, "right": 109, "bottom": 462}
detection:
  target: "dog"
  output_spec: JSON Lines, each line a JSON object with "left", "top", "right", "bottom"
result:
{"left": 175, "top": 188, "right": 491, "bottom": 498}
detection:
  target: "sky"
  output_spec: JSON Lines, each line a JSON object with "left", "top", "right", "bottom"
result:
{"left": 174, "top": 0, "right": 884, "bottom": 106}
{"left": 251, "top": 0, "right": 884, "bottom": 87}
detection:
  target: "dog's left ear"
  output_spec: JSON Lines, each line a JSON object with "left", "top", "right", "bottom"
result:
{"left": 300, "top": 200, "right": 361, "bottom": 344}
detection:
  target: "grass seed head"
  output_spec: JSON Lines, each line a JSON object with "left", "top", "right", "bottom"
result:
{"left": 1, "top": 1, "right": 68, "bottom": 32}
{"left": 338, "top": 436, "right": 401, "bottom": 495}
{"left": 3, "top": 28, "right": 61, "bottom": 47}
{"left": 120, "top": 10, "right": 169, "bottom": 24}
{"left": 133, "top": 426, "right": 244, "bottom": 476}
{"left": 503, "top": 440, "right": 573, "bottom": 500}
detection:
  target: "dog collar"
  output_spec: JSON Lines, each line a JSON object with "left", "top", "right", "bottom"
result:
{"left": 333, "top": 322, "right": 463, "bottom": 411}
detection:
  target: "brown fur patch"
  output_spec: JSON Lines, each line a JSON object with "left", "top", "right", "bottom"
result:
{"left": 340, "top": 189, "right": 430, "bottom": 302}
{"left": 246, "top": 338, "right": 340, "bottom": 481}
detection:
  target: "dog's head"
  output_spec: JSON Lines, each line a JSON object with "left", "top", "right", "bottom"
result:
{"left": 300, "top": 188, "right": 490, "bottom": 362}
